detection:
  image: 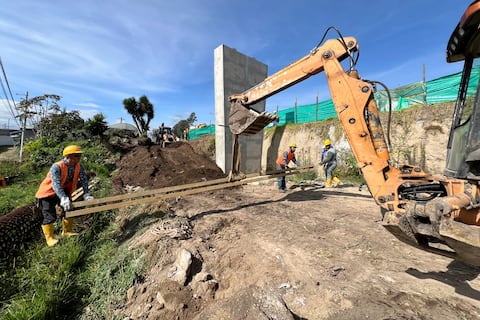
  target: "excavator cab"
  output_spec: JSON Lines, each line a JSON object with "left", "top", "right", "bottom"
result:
{"left": 445, "top": 0, "right": 480, "bottom": 179}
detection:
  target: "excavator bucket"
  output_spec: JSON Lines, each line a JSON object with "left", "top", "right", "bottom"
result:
{"left": 228, "top": 100, "right": 279, "bottom": 136}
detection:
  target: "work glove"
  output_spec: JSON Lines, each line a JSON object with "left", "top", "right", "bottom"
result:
{"left": 83, "top": 193, "right": 94, "bottom": 201}
{"left": 60, "top": 196, "right": 72, "bottom": 211}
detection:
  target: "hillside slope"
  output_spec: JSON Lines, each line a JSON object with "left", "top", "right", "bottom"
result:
{"left": 262, "top": 103, "right": 454, "bottom": 176}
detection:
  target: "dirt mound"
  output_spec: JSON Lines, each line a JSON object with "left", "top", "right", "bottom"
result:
{"left": 118, "top": 185, "right": 480, "bottom": 319}
{"left": 114, "top": 141, "right": 226, "bottom": 190}
{"left": 187, "top": 134, "right": 215, "bottom": 161}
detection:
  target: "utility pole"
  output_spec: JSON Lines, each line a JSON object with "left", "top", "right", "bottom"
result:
{"left": 422, "top": 64, "right": 427, "bottom": 106}
{"left": 294, "top": 98, "right": 298, "bottom": 124}
{"left": 16, "top": 91, "right": 30, "bottom": 162}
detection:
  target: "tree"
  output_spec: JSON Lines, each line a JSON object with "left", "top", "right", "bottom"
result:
{"left": 16, "top": 94, "right": 62, "bottom": 138}
{"left": 85, "top": 113, "right": 108, "bottom": 137}
{"left": 173, "top": 112, "right": 197, "bottom": 137}
{"left": 123, "top": 95, "right": 154, "bottom": 136}
{"left": 14, "top": 93, "right": 62, "bottom": 160}
{"left": 85, "top": 113, "right": 121, "bottom": 153}
{"left": 36, "top": 109, "right": 85, "bottom": 142}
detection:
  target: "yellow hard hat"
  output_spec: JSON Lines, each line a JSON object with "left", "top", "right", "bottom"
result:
{"left": 63, "top": 145, "right": 84, "bottom": 157}
{"left": 289, "top": 142, "right": 297, "bottom": 148}
{"left": 324, "top": 139, "right": 331, "bottom": 147}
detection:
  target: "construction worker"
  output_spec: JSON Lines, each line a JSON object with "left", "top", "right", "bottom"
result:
{"left": 320, "top": 139, "right": 340, "bottom": 187}
{"left": 276, "top": 142, "right": 301, "bottom": 192}
{"left": 35, "top": 145, "right": 93, "bottom": 247}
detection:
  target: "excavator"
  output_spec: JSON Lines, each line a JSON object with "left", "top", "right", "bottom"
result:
{"left": 227, "top": 1, "right": 480, "bottom": 267}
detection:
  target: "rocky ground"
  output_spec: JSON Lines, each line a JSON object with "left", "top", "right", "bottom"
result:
{"left": 108, "top": 140, "right": 480, "bottom": 320}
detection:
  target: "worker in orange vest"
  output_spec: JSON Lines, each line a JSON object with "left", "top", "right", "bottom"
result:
{"left": 276, "top": 142, "right": 301, "bottom": 192}
{"left": 35, "top": 145, "right": 93, "bottom": 247}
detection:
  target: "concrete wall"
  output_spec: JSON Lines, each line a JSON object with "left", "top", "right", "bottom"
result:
{"left": 213, "top": 45, "right": 267, "bottom": 174}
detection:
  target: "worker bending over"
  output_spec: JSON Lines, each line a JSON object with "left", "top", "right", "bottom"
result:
{"left": 276, "top": 142, "right": 301, "bottom": 192}
{"left": 35, "top": 145, "right": 93, "bottom": 247}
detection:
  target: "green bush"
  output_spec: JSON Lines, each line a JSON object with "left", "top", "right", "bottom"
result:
{"left": 288, "top": 170, "right": 318, "bottom": 183}
{"left": 335, "top": 151, "right": 364, "bottom": 184}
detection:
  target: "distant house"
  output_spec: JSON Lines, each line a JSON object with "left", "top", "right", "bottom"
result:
{"left": 0, "top": 129, "right": 35, "bottom": 146}
{"left": 106, "top": 122, "right": 139, "bottom": 136}
{"left": 0, "top": 129, "right": 14, "bottom": 146}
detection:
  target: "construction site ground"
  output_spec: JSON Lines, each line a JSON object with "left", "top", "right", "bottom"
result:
{"left": 110, "top": 141, "right": 480, "bottom": 320}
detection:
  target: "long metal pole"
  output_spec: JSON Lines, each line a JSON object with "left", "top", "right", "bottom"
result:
{"left": 18, "top": 91, "right": 28, "bottom": 162}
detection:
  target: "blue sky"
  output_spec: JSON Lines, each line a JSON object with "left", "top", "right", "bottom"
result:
{"left": 0, "top": 1, "right": 469, "bottom": 130}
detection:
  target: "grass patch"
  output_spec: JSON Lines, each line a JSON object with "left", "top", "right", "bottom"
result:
{"left": 0, "top": 205, "right": 146, "bottom": 320}
{"left": 288, "top": 169, "right": 318, "bottom": 183}
{"left": 78, "top": 239, "right": 145, "bottom": 320}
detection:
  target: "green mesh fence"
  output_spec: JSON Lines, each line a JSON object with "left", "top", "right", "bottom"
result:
{"left": 275, "top": 100, "right": 336, "bottom": 126}
{"left": 375, "top": 66, "right": 480, "bottom": 111}
{"left": 188, "top": 125, "right": 215, "bottom": 140}
{"left": 189, "top": 67, "right": 479, "bottom": 140}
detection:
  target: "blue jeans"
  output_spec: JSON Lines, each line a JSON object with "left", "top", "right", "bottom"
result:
{"left": 325, "top": 161, "right": 337, "bottom": 179}
{"left": 276, "top": 163, "right": 286, "bottom": 190}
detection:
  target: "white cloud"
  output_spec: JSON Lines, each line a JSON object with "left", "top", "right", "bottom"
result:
{"left": 0, "top": 0, "right": 469, "bottom": 129}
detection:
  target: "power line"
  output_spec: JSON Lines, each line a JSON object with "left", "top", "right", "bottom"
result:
{"left": 0, "top": 56, "right": 20, "bottom": 127}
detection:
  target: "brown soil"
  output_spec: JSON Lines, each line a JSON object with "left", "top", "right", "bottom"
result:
{"left": 114, "top": 141, "right": 226, "bottom": 190}
{"left": 110, "top": 139, "right": 480, "bottom": 320}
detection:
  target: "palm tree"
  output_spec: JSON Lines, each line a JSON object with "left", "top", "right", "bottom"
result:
{"left": 85, "top": 113, "right": 119, "bottom": 152}
{"left": 122, "top": 95, "right": 154, "bottom": 135}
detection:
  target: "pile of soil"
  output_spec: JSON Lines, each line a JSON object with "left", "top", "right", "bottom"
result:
{"left": 114, "top": 141, "right": 226, "bottom": 190}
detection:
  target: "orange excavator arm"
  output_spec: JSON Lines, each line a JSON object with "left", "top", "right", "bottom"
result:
{"left": 228, "top": 12, "right": 480, "bottom": 266}
{"left": 228, "top": 35, "right": 412, "bottom": 212}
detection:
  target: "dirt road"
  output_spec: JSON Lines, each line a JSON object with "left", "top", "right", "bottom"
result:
{"left": 118, "top": 182, "right": 480, "bottom": 319}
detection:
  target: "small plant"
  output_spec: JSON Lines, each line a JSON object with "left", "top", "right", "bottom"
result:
{"left": 334, "top": 150, "right": 364, "bottom": 184}
{"left": 288, "top": 158, "right": 318, "bottom": 183}
{"left": 291, "top": 170, "right": 318, "bottom": 182}
{"left": 205, "top": 136, "right": 215, "bottom": 158}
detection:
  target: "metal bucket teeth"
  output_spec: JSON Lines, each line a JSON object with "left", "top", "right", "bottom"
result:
{"left": 229, "top": 101, "right": 279, "bottom": 135}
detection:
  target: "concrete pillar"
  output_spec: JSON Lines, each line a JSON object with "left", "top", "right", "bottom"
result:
{"left": 214, "top": 45, "right": 268, "bottom": 174}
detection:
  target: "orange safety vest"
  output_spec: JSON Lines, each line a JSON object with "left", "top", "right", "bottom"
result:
{"left": 35, "top": 160, "right": 80, "bottom": 199}
{"left": 276, "top": 150, "right": 295, "bottom": 168}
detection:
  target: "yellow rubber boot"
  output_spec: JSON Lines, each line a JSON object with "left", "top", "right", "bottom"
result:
{"left": 62, "top": 218, "right": 79, "bottom": 237}
{"left": 326, "top": 178, "right": 333, "bottom": 188}
{"left": 41, "top": 224, "right": 59, "bottom": 247}
{"left": 333, "top": 177, "right": 341, "bottom": 187}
